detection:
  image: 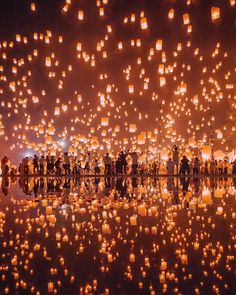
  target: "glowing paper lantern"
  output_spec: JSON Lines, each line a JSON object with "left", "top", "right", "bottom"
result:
{"left": 160, "top": 77, "right": 166, "bottom": 87}
{"left": 129, "top": 85, "right": 134, "bottom": 93}
{"left": 183, "top": 13, "right": 190, "bottom": 25}
{"left": 156, "top": 39, "right": 163, "bottom": 51}
{"left": 202, "top": 188, "right": 212, "bottom": 204}
{"left": 101, "top": 117, "right": 109, "bottom": 126}
{"left": 168, "top": 9, "right": 174, "bottom": 20}
{"left": 137, "top": 205, "right": 146, "bottom": 216}
{"left": 45, "top": 57, "right": 51, "bottom": 67}
{"left": 102, "top": 224, "right": 111, "bottom": 234}
{"left": 211, "top": 7, "right": 220, "bottom": 21}
{"left": 129, "top": 124, "right": 137, "bottom": 133}
{"left": 140, "top": 17, "right": 148, "bottom": 30}
{"left": 137, "top": 134, "right": 145, "bottom": 145}
{"left": 202, "top": 145, "right": 211, "bottom": 160}
{"left": 78, "top": 10, "right": 84, "bottom": 20}
{"left": 130, "top": 216, "right": 137, "bottom": 225}
{"left": 216, "top": 130, "right": 223, "bottom": 139}
{"left": 31, "top": 2, "right": 36, "bottom": 12}
{"left": 216, "top": 206, "right": 223, "bottom": 215}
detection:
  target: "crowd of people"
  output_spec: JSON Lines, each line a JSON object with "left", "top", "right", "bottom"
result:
{"left": 1, "top": 146, "right": 236, "bottom": 176}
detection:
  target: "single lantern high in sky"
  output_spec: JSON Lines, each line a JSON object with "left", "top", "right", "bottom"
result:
{"left": 0, "top": 0, "right": 235, "bottom": 160}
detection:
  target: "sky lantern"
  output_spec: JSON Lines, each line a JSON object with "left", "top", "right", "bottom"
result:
{"left": 129, "top": 84, "right": 134, "bottom": 93}
{"left": 155, "top": 39, "right": 163, "bottom": 51}
{"left": 62, "top": 3, "right": 69, "bottom": 13}
{"left": 118, "top": 41, "right": 123, "bottom": 50}
{"left": 211, "top": 7, "right": 220, "bottom": 21}
{"left": 16, "top": 34, "right": 21, "bottom": 42}
{"left": 168, "top": 9, "right": 174, "bottom": 20}
{"left": 183, "top": 13, "right": 190, "bottom": 25}
{"left": 45, "top": 57, "right": 51, "bottom": 67}
{"left": 129, "top": 124, "right": 137, "bottom": 133}
{"left": 78, "top": 10, "right": 84, "bottom": 20}
{"left": 140, "top": 17, "right": 148, "bottom": 29}
{"left": 77, "top": 42, "right": 82, "bottom": 51}
{"left": 31, "top": 2, "right": 36, "bottom": 12}
{"left": 216, "top": 130, "right": 223, "bottom": 139}
{"left": 202, "top": 145, "right": 211, "bottom": 160}
{"left": 131, "top": 13, "right": 135, "bottom": 22}
{"left": 101, "top": 117, "right": 109, "bottom": 126}
{"left": 45, "top": 135, "right": 52, "bottom": 144}
{"left": 160, "top": 77, "right": 166, "bottom": 87}
{"left": 137, "top": 134, "right": 145, "bottom": 145}
{"left": 99, "top": 7, "right": 104, "bottom": 16}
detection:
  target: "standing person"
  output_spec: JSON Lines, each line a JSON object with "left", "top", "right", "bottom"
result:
{"left": 218, "top": 160, "right": 223, "bottom": 175}
{"left": 152, "top": 161, "right": 158, "bottom": 175}
{"left": 120, "top": 151, "right": 127, "bottom": 175}
{"left": 210, "top": 159, "right": 215, "bottom": 175}
{"left": 1, "top": 156, "right": 10, "bottom": 175}
{"left": 193, "top": 157, "right": 200, "bottom": 175}
{"left": 111, "top": 161, "right": 116, "bottom": 176}
{"left": 214, "top": 160, "right": 218, "bottom": 175}
{"left": 72, "top": 157, "right": 78, "bottom": 174}
{"left": 232, "top": 160, "right": 236, "bottom": 175}
{"left": 204, "top": 161, "right": 209, "bottom": 175}
{"left": 50, "top": 156, "right": 55, "bottom": 174}
{"left": 223, "top": 160, "right": 229, "bottom": 175}
{"left": 55, "top": 157, "right": 62, "bottom": 174}
{"left": 85, "top": 152, "right": 91, "bottom": 174}
{"left": 130, "top": 152, "right": 139, "bottom": 175}
{"left": 43, "top": 156, "right": 47, "bottom": 175}
{"left": 33, "top": 155, "right": 39, "bottom": 174}
{"left": 172, "top": 145, "right": 179, "bottom": 175}
{"left": 39, "top": 156, "right": 44, "bottom": 175}
{"left": 63, "top": 152, "right": 71, "bottom": 175}
{"left": 94, "top": 159, "right": 100, "bottom": 175}
{"left": 103, "top": 153, "right": 112, "bottom": 175}
{"left": 46, "top": 156, "right": 50, "bottom": 175}
{"left": 180, "top": 155, "right": 190, "bottom": 175}
{"left": 116, "top": 156, "right": 122, "bottom": 175}
{"left": 166, "top": 158, "right": 174, "bottom": 175}
{"left": 84, "top": 162, "right": 90, "bottom": 174}
{"left": 24, "top": 157, "right": 30, "bottom": 175}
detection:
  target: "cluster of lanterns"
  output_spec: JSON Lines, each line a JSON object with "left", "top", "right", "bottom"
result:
{"left": 0, "top": 177, "right": 235, "bottom": 293}
{"left": 0, "top": 0, "right": 235, "bottom": 161}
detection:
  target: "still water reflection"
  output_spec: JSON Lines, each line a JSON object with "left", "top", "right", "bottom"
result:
{"left": 0, "top": 176, "right": 235, "bottom": 295}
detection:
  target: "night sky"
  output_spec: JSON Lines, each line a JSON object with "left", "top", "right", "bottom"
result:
{"left": 0, "top": 0, "right": 235, "bottom": 161}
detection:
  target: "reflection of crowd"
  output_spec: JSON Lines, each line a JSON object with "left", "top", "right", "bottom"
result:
{"left": 1, "top": 175, "right": 236, "bottom": 209}
{"left": 1, "top": 149, "right": 236, "bottom": 176}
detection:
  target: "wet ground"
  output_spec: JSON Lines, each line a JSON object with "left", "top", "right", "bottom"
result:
{"left": 0, "top": 176, "right": 235, "bottom": 294}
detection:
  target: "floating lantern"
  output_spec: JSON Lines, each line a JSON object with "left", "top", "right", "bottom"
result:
{"left": 101, "top": 117, "right": 109, "bottom": 126}
{"left": 156, "top": 39, "right": 163, "bottom": 51}
{"left": 140, "top": 17, "right": 148, "bottom": 29}
{"left": 129, "top": 124, "right": 137, "bottom": 133}
{"left": 78, "top": 10, "right": 84, "bottom": 20}
{"left": 130, "top": 215, "right": 137, "bottom": 225}
{"left": 168, "top": 9, "right": 174, "bottom": 20}
{"left": 129, "top": 85, "right": 134, "bottom": 93}
{"left": 183, "top": 13, "right": 190, "bottom": 25}
{"left": 211, "top": 7, "right": 220, "bottom": 21}
{"left": 45, "top": 57, "right": 51, "bottom": 67}
{"left": 137, "top": 205, "right": 146, "bottom": 216}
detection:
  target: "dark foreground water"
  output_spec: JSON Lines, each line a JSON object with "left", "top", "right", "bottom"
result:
{"left": 0, "top": 176, "right": 235, "bottom": 295}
